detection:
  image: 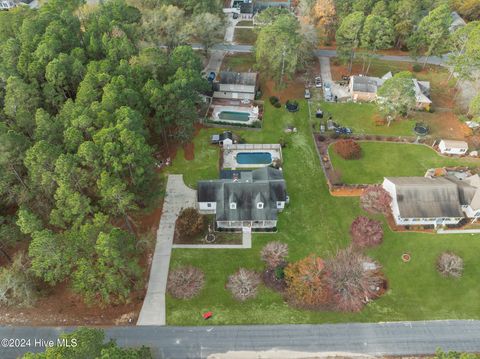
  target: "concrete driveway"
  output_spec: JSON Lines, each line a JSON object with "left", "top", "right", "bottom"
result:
{"left": 137, "top": 175, "right": 196, "bottom": 326}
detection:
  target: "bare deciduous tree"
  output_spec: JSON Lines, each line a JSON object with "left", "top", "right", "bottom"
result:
{"left": 261, "top": 241, "right": 289, "bottom": 269}
{"left": 350, "top": 216, "right": 384, "bottom": 248}
{"left": 437, "top": 252, "right": 464, "bottom": 278}
{"left": 360, "top": 186, "right": 392, "bottom": 215}
{"left": 167, "top": 266, "right": 205, "bottom": 299}
{"left": 325, "top": 247, "right": 384, "bottom": 312}
{"left": 226, "top": 268, "right": 261, "bottom": 302}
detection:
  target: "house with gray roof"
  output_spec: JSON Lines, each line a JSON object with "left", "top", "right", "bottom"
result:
{"left": 213, "top": 71, "right": 258, "bottom": 101}
{"left": 383, "top": 175, "right": 480, "bottom": 227}
{"left": 349, "top": 72, "right": 432, "bottom": 109}
{"left": 197, "top": 167, "right": 287, "bottom": 230}
{"left": 450, "top": 11, "right": 467, "bottom": 33}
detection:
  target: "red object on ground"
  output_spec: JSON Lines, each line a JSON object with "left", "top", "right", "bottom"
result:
{"left": 203, "top": 311, "right": 213, "bottom": 320}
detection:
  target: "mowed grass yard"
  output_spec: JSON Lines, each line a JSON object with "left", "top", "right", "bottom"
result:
{"left": 234, "top": 27, "right": 257, "bottom": 45}
{"left": 165, "top": 101, "right": 480, "bottom": 326}
{"left": 329, "top": 142, "right": 480, "bottom": 184}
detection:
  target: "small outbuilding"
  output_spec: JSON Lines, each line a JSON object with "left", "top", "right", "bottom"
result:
{"left": 438, "top": 140, "right": 468, "bottom": 155}
{"left": 211, "top": 131, "right": 234, "bottom": 146}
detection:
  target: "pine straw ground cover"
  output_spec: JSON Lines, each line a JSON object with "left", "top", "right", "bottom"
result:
{"left": 165, "top": 101, "right": 480, "bottom": 325}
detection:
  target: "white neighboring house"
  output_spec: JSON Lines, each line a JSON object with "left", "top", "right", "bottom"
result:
{"left": 382, "top": 177, "right": 465, "bottom": 227}
{"left": 383, "top": 175, "right": 480, "bottom": 227}
{"left": 438, "top": 139, "right": 468, "bottom": 155}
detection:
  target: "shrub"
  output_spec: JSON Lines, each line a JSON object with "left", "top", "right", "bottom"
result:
{"left": 412, "top": 63, "right": 422, "bottom": 72}
{"left": 333, "top": 139, "right": 362, "bottom": 160}
{"left": 175, "top": 208, "right": 206, "bottom": 239}
{"left": 226, "top": 268, "right": 261, "bottom": 301}
{"left": 360, "top": 186, "right": 392, "bottom": 215}
{"left": 269, "top": 96, "right": 280, "bottom": 106}
{"left": 325, "top": 247, "right": 384, "bottom": 312}
{"left": 167, "top": 266, "right": 205, "bottom": 299}
{"left": 284, "top": 254, "right": 330, "bottom": 308}
{"left": 0, "top": 253, "right": 37, "bottom": 307}
{"left": 350, "top": 216, "right": 384, "bottom": 248}
{"left": 260, "top": 241, "right": 288, "bottom": 269}
{"left": 273, "top": 102, "right": 281, "bottom": 108}
{"left": 437, "top": 252, "right": 464, "bottom": 278}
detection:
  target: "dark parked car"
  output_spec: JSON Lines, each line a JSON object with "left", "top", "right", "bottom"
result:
{"left": 315, "top": 109, "right": 323, "bottom": 118}
{"left": 335, "top": 127, "right": 353, "bottom": 135}
{"left": 207, "top": 71, "right": 216, "bottom": 82}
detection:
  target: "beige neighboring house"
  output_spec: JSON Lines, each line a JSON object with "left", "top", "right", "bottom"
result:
{"left": 349, "top": 72, "right": 432, "bottom": 110}
{"left": 349, "top": 73, "right": 391, "bottom": 102}
{"left": 438, "top": 139, "right": 469, "bottom": 155}
{"left": 382, "top": 174, "right": 480, "bottom": 227}
{"left": 213, "top": 71, "right": 259, "bottom": 101}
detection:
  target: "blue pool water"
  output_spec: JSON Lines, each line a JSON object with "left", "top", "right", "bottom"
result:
{"left": 236, "top": 152, "right": 272, "bottom": 165}
{"left": 218, "top": 111, "right": 250, "bottom": 122}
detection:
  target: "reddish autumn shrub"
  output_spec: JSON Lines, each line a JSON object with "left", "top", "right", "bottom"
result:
{"left": 284, "top": 255, "right": 330, "bottom": 309}
{"left": 167, "top": 266, "right": 205, "bottom": 299}
{"left": 260, "top": 241, "right": 289, "bottom": 269}
{"left": 360, "top": 186, "right": 392, "bottom": 215}
{"left": 333, "top": 139, "right": 362, "bottom": 160}
{"left": 325, "top": 247, "right": 384, "bottom": 312}
{"left": 350, "top": 216, "right": 384, "bottom": 248}
{"left": 226, "top": 268, "right": 261, "bottom": 301}
{"left": 175, "top": 208, "right": 206, "bottom": 239}
{"left": 437, "top": 252, "right": 464, "bottom": 278}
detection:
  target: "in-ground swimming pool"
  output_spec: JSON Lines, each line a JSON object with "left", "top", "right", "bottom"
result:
{"left": 236, "top": 152, "right": 272, "bottom": 165}
{"left": 218, "top": 110, "right": 251, "bottom": 122}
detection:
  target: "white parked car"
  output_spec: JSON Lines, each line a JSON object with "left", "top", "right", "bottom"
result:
{"left": 304, "top": 88, "right": 311, "bottom": 99}
{"left": 315, "top": 76, "right": 322, "bottom": 88}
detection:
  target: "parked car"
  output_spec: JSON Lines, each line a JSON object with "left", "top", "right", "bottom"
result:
{"left": 315, "top": 109, "right": 323, "bottom": 118}
{"left": 315, "top": 76, "right": 322, "bottom": 88}
{"left": 335, "top": 127, "right": 352, "bottom": 135}
{"left": 207, "top": 71, "right": 216, "bottom": 82}
{"left": 304, "top": 89, "right": 311, "bottom": 99}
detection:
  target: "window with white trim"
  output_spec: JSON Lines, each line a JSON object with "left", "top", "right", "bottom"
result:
{"left": 230, "top": 202, "right": 237, "bottom": 210}
{"left": 257, "top": 202, "right": 264, "bottom": 209}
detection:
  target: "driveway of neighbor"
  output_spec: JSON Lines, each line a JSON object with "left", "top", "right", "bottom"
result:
{"left": 137, "top": 175, "right": 196, "bottom": 326}
{"left": 319, "top": 56, "right": 350, "bottom": 100}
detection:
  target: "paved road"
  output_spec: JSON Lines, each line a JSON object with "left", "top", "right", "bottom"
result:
{"left": 137, "top": 175, "right": 196, "bottom": 326}
{"left": 2, "top": 320, "right": 480, "bottom": 358}
{"left": 196, "top": 44, "right": 449, "bottom": 66}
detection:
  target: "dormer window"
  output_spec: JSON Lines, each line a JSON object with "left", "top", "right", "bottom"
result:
{"left": 230, "top": 202, "right": 237, "bottom": 210}
{"left": 257, "top": 202, "right": 264, "bottom": 209}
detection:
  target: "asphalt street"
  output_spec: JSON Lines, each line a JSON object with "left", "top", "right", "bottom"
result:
{"left": 1, "top": 320, "right": 480, "bottom": 358}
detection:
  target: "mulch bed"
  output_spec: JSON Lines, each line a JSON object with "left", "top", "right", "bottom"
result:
{"left": 184, "top": 142, "right": 194, "bottom": 161}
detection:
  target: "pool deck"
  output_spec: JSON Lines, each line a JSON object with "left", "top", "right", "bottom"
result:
{"left": 223, "top": 144, "right": 283, "bottom": 169}
{"left": 212, "top": 105, "right": 259, "bottom": 126}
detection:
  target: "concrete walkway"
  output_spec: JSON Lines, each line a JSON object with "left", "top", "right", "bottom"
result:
{"left": 203, "top": 50, "right": 226, "bottom": 76}
{"left": 438, "top": 228, "right": 480, "bottom": 234}
{"left": 319, "top": 57, "right": 332, "bottom": 83}
{"left": 172, "top": 226, "right": 252, "bottom": 249}
{"left": 137, "top": 175, "right": 196, "bottom": 326}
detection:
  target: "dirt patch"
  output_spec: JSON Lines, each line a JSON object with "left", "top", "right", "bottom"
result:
{"left": 260, "top": 59, "right": 320, "bottom": 102}
{"left": 0, "top": 280, "right": 143, "bottom": 326}
{"left": 330, "top": 187, "right": 365, "bottom": 197}
{"left": 184, "top": 142, "right": 195, "bottom": 160}
{"left": 262, "top": 269, "right": 286, "bottom": 292}
{"left": 414, "top": 111, "right": 472, "bottom": 140}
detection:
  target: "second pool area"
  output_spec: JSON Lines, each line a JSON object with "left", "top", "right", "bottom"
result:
{"left": 236, "top": 152, "right": 272, "bottom": 165}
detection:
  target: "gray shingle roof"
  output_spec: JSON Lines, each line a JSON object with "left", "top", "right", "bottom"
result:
{"left": 386, "top": 177, "right": 464, "bottom": 218}
{"left": 198, "top": 167, "right": 287, "bottom": 222}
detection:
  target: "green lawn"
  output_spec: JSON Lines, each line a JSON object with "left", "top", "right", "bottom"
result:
{"left": 165, "top": 101, "right": 480, "bottom": 326}
{"left": 318, "top": 102, "right": 416, "bottom": 136}
{"left": 234, "top": 28, "right": 257, "bottom": 45}
{"left": 329, "top": 142, "right": 480, "bottom": 184}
